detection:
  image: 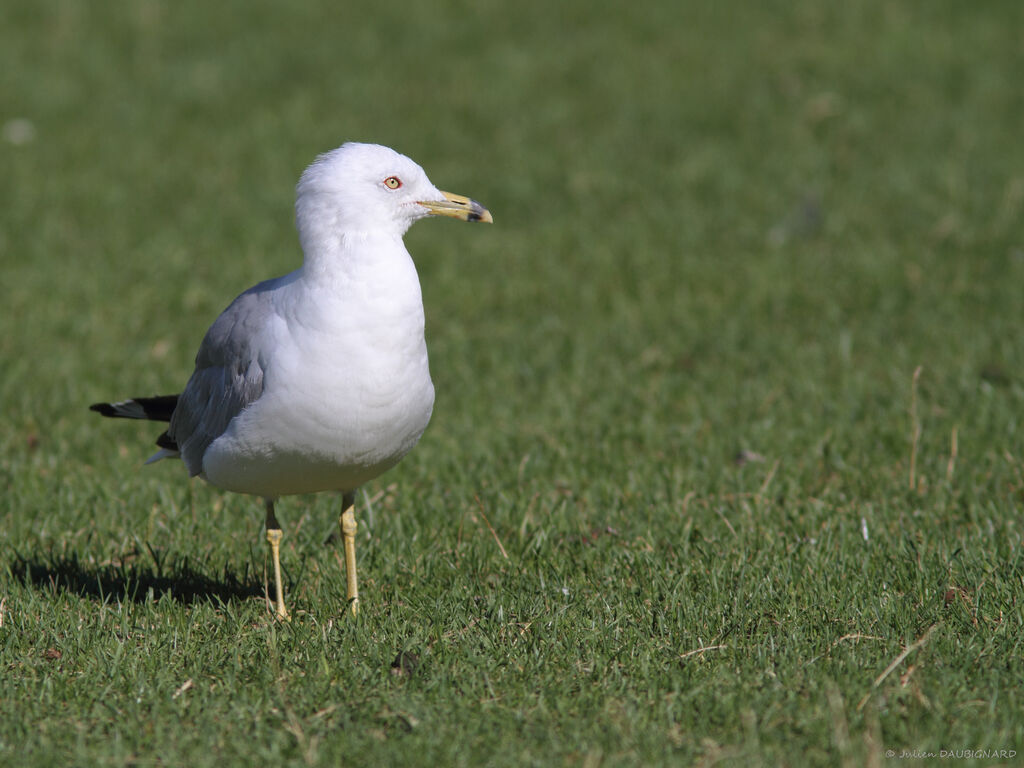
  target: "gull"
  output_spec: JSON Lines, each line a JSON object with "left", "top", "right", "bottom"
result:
{"left": 90, "top": 142, "right": 492, "bottom": 618}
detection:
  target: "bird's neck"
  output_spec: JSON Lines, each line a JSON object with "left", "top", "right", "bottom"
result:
{"left": 299, "top": 230, "right": 409, "bottom": 284}
{"left": 295, "top": 195, "right": 413, "bottom": 281}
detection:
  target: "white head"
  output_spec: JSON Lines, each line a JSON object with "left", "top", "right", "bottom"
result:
{"left": 295, "top": 143, "right": 491, "bottom": 243}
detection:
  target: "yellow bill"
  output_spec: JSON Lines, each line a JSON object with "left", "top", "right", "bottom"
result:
{"left": 419, "top": 190, "right": 493, "bottom": 223}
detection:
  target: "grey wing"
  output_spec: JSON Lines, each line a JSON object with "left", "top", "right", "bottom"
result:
{"left": 169, "top": 281, "right": 278, "bottom": 476}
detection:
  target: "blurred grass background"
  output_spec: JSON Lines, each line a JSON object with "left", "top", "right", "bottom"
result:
{"left": 1, "top": 1, "right": 1022, "bottom": 766}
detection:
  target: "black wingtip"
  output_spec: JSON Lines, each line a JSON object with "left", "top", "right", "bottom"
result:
{"left": 89, "top": 395, "right": 179, "bottom": 421}
{"left": 156, "top": 430, "right": 178, "bottom": 452}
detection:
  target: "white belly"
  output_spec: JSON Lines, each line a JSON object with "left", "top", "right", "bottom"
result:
{"left": 201, "top": 354, "right": 434, "bottom": 497}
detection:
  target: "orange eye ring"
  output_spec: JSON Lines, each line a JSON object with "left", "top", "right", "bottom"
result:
{"left": 384, "top": 176, "right": 402, "bottom": 189}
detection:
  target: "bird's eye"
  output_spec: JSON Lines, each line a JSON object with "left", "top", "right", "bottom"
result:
{"left": 384, "top": 176, "right": 402, "bottom": 189}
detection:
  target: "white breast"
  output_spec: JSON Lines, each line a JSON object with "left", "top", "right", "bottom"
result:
{"left": 201, "top": 234, "right": 435, "bottom": 498}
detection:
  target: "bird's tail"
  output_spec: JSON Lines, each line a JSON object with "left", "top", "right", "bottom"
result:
{"left": 90, "top": 395, "right": 181, "bottom": 462}
{"left": 89, "top": 395, "right": 179, "bottom": 422}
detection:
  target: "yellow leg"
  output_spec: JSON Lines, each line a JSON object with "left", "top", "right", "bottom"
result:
{"left": 264, "top": 499, "right": 289, "bottom": 620}
{"left": 340, "top": 492, "right": 359, "bottom": 615}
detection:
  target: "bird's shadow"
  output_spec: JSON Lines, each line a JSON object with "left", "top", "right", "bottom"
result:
{"left": 9, "top": 547, "right": 265, "bottom": 607}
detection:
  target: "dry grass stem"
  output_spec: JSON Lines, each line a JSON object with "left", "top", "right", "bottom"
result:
{"left": 858, "top": 623, "right": 940, "bottom": 711}
{"left": 474, "top": 495, "right": 509, "bottom": 560}
{"left": 909, "top": 365, "right": 923, "bottom": 491}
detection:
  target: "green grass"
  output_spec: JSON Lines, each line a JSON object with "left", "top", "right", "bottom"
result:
{"left": 2, "top": 0, "right": 1023, "bottom": 765}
